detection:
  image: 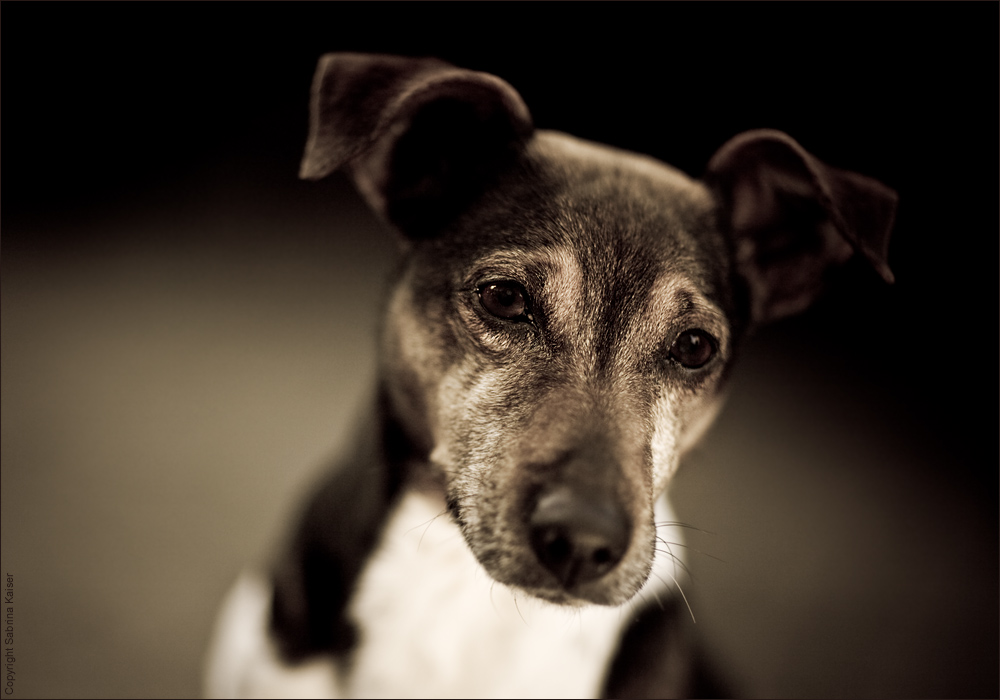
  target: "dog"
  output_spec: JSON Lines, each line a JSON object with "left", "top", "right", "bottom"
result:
{"left": 204, "top": 53, "right": 896, "bottom": 699}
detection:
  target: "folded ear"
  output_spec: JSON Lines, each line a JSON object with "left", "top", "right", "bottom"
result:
{"left": 300, "top": 53, "right": 534, "bottom": 236}
{"left": 707, "top": 129, "right": 897, "bottom": 324}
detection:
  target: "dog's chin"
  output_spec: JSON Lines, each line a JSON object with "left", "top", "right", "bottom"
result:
{"left": 516, "top": 578, "right": 647, "bottom": 608}
{"left": 473, "top": 547, "right": 654, "bottom": 609}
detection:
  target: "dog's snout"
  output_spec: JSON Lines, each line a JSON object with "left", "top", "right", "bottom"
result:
{"left": 529, "top": 485, "right": 630, "bottom": 588}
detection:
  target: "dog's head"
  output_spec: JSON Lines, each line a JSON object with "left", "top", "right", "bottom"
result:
{"left": 302, "top": 54, "right": 896, "bottom": 607}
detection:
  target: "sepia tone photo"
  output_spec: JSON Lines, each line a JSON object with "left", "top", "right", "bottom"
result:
{"left": 2, "top": 4, "right": 996, "bottom": 698}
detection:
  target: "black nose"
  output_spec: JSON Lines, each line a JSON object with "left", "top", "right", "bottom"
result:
{"left": 529, "top": 485, "right": 630, "bottom": 588}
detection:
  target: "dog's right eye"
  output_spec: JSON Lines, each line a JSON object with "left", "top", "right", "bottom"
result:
{"left": 478, "top": 281, "right": 532, "bottom": 322}
{"left": 669, "top": 328, "right": 716, "bottom": 369}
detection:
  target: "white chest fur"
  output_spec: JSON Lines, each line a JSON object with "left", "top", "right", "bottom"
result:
{"left": 204, "top": 491, "right": 683, "bottom": 699}
{"left": 346, "top": 490, "right": 680, "bottom": 699}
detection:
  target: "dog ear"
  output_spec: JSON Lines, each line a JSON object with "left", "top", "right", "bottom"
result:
{"left": 707, "top": 129, "right": 897, "bottom": 324}
{"left": 300, "top": 53, "right": 534, "bottom": 236}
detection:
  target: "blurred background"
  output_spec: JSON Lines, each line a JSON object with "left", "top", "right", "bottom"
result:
{"left": 2, "top": 4, "right": 996, "bottom": 698}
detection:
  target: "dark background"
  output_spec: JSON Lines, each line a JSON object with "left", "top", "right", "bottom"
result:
{"left": 2, "top": 3, "right": 996, "bottom": 698}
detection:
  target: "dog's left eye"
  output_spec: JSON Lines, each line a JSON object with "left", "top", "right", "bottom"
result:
{"left": 478, "top": 281, "right": 531, "bottom": 321}
{"left": 669, "top": 329, "right": 716, "bottom": 369}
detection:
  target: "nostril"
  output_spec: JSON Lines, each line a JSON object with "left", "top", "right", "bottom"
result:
{"left": 529, "top": 486, "right": 630, "bottom": 588}
{"left": 537, "top": 527, "right": 573, "bottom": 561}
{"left": 593, "top": 547, "right": 612, "bottom": 565}
{"left": 538, "top": 529, "right": 572, "bottom": 566}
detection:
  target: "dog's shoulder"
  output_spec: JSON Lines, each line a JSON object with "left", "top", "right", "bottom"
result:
{"left": 267, "top": 398, "right": 411, "bottom": 662}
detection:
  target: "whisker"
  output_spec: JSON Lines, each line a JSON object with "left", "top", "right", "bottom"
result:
{"left": 488, "top": 580, "right": 501, "bottom": 616}
{"left": 655, "top": 539, "right": 726, "bottom": 563}
{"left": 651, "top": 568, "right": 696, "bottom": 624}
{"left": 407, "top": 508, "right": 451, "bottom": 550}
{"left": 655, "top": 521, "right": 717, "bottom": 536}
{"left": 654, "top": 547, "right": 693, "bottom": 578}
{"left": 654, "top": 535, "right": 689, "bottom": 574}
{"left": 512, "top": 592, "right": 528, "bottom": 626}
{"left": 646, "top": 584, "right": 666, "bottom": 612}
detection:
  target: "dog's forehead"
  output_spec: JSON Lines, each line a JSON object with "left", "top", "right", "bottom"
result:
{"left": 436, "top": 130, "right": 727, "bottom": 302}
{"left": 531, "top": 130, "right": 709, "bottom": 206}
{"left": 526, "top": 131, "right": 717, "bottom": 253}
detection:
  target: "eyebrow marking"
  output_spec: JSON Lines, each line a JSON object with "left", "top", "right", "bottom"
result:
{"left": 538, "top": 246, "right": 591, "bottom": 354}
{"left": 616, "top": 273, "right": 730, "bottom": 370}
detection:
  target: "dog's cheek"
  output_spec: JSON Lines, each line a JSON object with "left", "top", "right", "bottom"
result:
{"left": 382, "top": 275, "right": 463, "bottom": 453}
{"left": 430, "top": 361, "right": 522, "bottom": 508}
{"left": 651, "top": 380, "right": 728, "bottom": 492}
{"left": 431, "top": 362, "right": 559, "bottom": 585}
{"left": 676, "top": 391, "right": 727, "bottom": 456}
{"left": 649, "top": 391, "right": 683, "bottom": 495}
